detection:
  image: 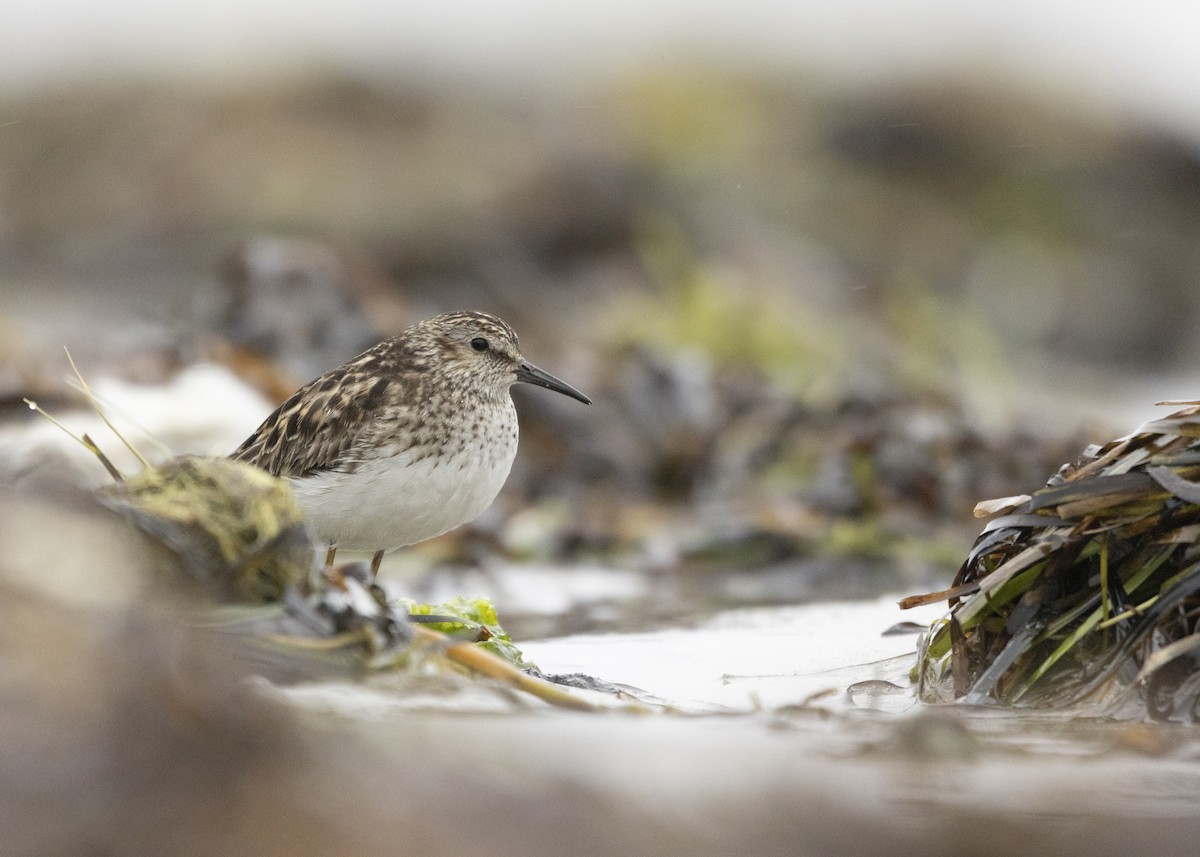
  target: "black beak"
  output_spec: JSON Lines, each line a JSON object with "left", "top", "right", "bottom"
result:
{"left": 515, "top": 361, "right": 591, "bottom": 405}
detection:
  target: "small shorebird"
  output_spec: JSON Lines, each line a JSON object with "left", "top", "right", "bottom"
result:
{"left": 232, "top": 311, "right": 590, "bottom": 577}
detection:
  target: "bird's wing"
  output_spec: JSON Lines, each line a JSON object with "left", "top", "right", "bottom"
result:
{"left": 231, "top": 368, "right": 393, "bottom": 478}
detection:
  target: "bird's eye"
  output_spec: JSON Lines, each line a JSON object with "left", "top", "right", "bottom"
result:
{"left": 470, "top": 337, "right": 489, "bottom": 352}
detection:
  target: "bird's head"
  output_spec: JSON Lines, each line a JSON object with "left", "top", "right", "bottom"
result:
{"left": 411, "top": 311, "right": 591, "bottom": 405}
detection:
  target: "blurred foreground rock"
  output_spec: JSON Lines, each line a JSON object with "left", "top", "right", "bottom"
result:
{"left": 3, "top": 480, "right": 1200, "bottom": 857}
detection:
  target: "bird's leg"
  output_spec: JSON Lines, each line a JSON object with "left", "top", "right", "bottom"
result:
{"left": 317, "top": 545, "right": 340, "bottom": 591}
{"left": 370, "top": 549, "right": 384, "bottom": 580}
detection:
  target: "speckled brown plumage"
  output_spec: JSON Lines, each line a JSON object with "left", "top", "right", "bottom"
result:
{"left": 232, "top": 312, "right": 521, "bottom": 479}
{"left": 231, "top": 311, "right": 589, "bottom": 575}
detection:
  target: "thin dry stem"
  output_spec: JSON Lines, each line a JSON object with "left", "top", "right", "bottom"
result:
{"left": 64, "top": 346, "right": 151, "bottom": 469}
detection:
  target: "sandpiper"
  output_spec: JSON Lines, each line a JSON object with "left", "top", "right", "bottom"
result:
{"left": 231, "top": 311, "right": 590, "bottom": 577}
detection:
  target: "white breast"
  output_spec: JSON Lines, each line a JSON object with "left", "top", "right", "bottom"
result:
{"left": 289, "top": 405, "right": 519, "bottom": 553}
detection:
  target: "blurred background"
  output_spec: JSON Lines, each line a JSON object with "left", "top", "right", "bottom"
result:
{"left": 3, "top": 0, "right": 1200, "bottom": 612}
{"left": 5, "top": 3, "right": 1200, "bottom": 855}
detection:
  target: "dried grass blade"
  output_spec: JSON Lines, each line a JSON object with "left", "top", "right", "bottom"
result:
{"left": 1104, "top": 446, "right": 1153, "bottom": 476}
{"left": 968, "top": 534, "right": 1065, "bottom": 595}
{"left": 974, "top": 495, "right": 1031, "bottom": 518}
{"left": 898, "top": 581, "right": 980, "bottom": 610}
{"left": 81, "top": 433, "right": 123, "bottom": 482}
{"left": 23, "top": 398, "right": 125, "bottom": 481}
{"left": 955, "top": 554, "right": 1054, "bottom": 630}
{"left": 1067, "top": 437, "right": 1132, "bottom": 480}
{"left": 63, "top": 376, "right": 175, "bottom": 459}
{"left": 1138, "top": 418, "right": 1200, "bottom": 439}
{"left": 1135, "top": 634, "right": 1200, "bottom": 684}
{"left": 1158, "top": 524, "right": 1200, "bottom": 544}
{"left": 978, "top": 512, "right": 1069, "bottom": 534}
{"left": 1054, "top": 489, "right": 1163, "bottom": 519}
{"left": 64, "top": 346, "right": 151, "bottom": 469}
{"left": 1029, "top": 472, "right": 1156, "bottom": 512}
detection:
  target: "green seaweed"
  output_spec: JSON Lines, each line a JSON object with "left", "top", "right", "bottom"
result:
{"left": 402, "top": 596, "right": 537, "bottom": 672}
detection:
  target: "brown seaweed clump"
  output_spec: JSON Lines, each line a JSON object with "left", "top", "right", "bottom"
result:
{"left": 101, "top": 455, "right": 312, "bottom": 603}
{"left": 906, "top": 401, "right": 1200, "bottom": 719}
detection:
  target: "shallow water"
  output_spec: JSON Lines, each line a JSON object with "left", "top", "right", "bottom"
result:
{"left": 523, "top": 595, "right": 939, "bottom": 712}
{"left": 265, "top": 593, "right": 1200, "bottom": 857}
